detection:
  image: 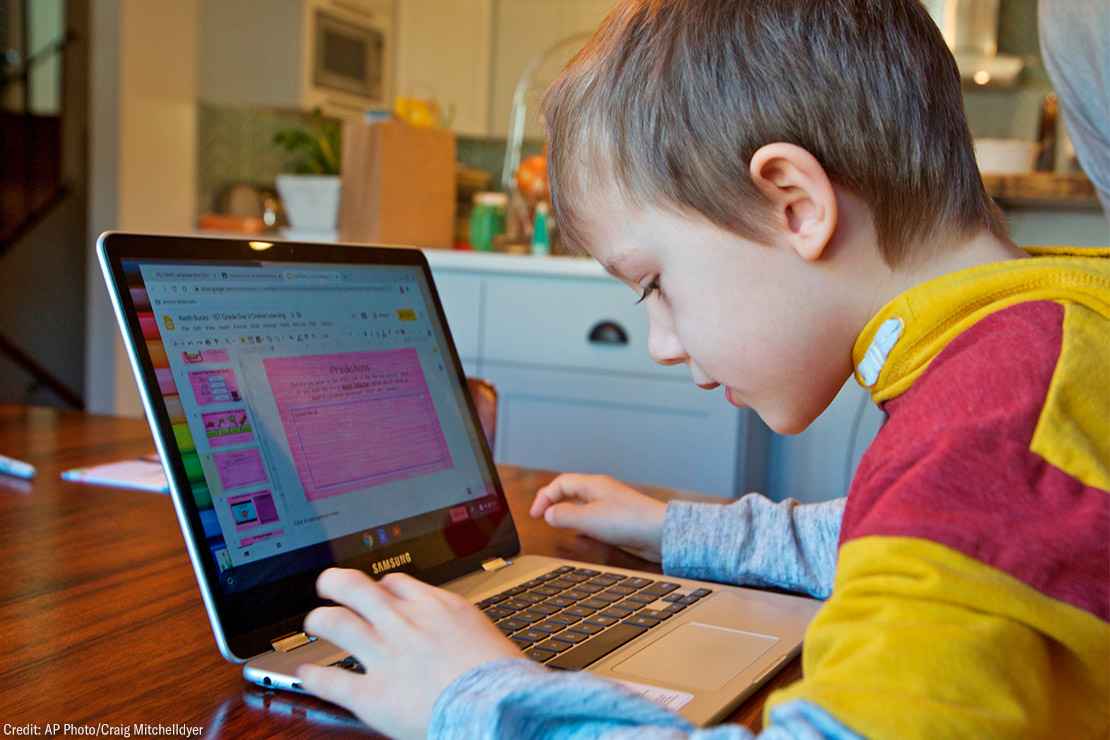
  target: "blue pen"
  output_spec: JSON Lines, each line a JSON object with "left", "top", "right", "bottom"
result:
{"left": 0, "top": 453, "right": 37, "bottom": 480}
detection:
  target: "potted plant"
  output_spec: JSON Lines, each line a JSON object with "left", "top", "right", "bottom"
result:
{"left": 273, "top": 112, "right": 342, "bottom": 233}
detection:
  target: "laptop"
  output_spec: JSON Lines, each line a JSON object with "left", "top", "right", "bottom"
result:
{"left": 98, "top": 232, "right": 820, "bottom": 726}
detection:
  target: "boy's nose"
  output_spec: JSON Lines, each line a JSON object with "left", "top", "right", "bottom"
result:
{"left": 648, "top": 320, "right": 687, "bottom": 366}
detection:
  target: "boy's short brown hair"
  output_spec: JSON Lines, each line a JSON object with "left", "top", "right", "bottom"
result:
{"left": 542, "top": 0, "right": 1005, "bottom": 266}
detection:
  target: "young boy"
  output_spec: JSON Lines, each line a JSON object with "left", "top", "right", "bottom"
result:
{"left": 296, "top": 1, "right": 1110, "bottom": 737}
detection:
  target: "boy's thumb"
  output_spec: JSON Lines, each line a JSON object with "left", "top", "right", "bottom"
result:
{"left": 544, "top": 502, "right": 587, "bottom": 530}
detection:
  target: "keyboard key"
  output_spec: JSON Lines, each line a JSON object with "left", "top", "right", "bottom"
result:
{"left": 551, "top": 566, "right": 575, "bottom": 575}
{"left": 539, "top": 638, "right": 574, "bottom": 653}
{"left": 689, "top": 588, "right": 712, "bottom": 598}
{"left": 523, "top": 578, "right": 547, "bottom": 588}
{"left": 484, "top": 606, "right": 514, "bottom": 620}
{"left": 511, "top": 636, "right": 534, "bottom": 648}
{"left": 516, "top": 610, "right": 546, "bottom": 623}
{"left": 504, "top": 598, "right": 533, "bottom": 611}
{"left": 547, "top": 624, "right": 648, "bottom": 670}
{"left": 533, "top": 620, "right": 566, "bottom": 634}
{"left": 546, "top": 613, "right": 580, "bottom": 626}
{"left": 625, "top": 614, "right": 661, "bottom": 628}
{"left": 662, "top": 593, "right": 684, "bottom": 603}
{"left": 605, "top": 585, "right": 636, "bottom": 596}
{"left": 622, "top": 578, "right": 654, "bottom": 589}
{"left": 526, "top": 647, "right": 557, "bottom": 662}
{"left": 564, "top": 574, "right": 591, "bottom": 583}
{"left": 678, "top": 595, "right": 701, "bottom": 606}
{"left": 590, "top": 574, "right": 625, "bottom": 586}
{"left": 627, "top": 593, "right": 657, "bottom": 605}
{"left": 498, "top": 617, "right": 530, "bottom": 631}
{"left": 575, "top": 621, "right": 605, "bottom": 635}
{"left": 537, "top": 570, "right": 563, "bottom": 581}
{"left": 478, "top": 593, "right": 508, "bottom": 607}
{"left": 585, "top": 614, "right": 619, "bottom": 627}
{"left": 505, "top": 586, "right": 527, "bottom": 596}
{"left": 518, "top": 593, "right": 545, "bottom": 605}
{"left": 532, "top": 603, "right": 561, "bottom": 616}
{"left": 660, "top": 604, "right": 685, "bottom": 617}
{"left": 533, "top": 585, "right": 562, "bottom": 597}
{"left": 559, "top": 629, "right": 590, "bottom": 643}
{"left": 601, "top": 605, "right": 635, "bottom": 619}
{"left": 571, "top": 569, "right": 601, "bottom": 577}
{"left": 549, "top": 578, "right": 579, "bottom": 590}
{"left": 565, "top": 588, "right": 593, "bottom": 600}
{"left": 564, "top": 606, "right": 596, "bottom": 618}
{"left": 581, "top": 598, "right": 611, "bottom": 610}
{"left": 547, "top": 595, "right": 576, "bottom": 608}
{"left": 641, "top": 582, "right": 680, "bottom": 596}
{"left": 638, "top": 609, "right": 671, "bottom": 620}
{"left": 615, "top": 598, "right": 646, "bottom": 612}
{"left": 577, "top": 582, "right": 606, "bottom": 594}
{"left": 497, "top": 623, "right": 517, "bottom": 635}
{"left": 519, "top": 628, "right": 550, "bottom": 642}
{"left": 593, "top": 591, "right": 625, "bottom": 604}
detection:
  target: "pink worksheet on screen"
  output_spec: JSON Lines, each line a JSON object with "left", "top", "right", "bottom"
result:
{"left": 264, "top": 349, "right": 453, "bottom": 501}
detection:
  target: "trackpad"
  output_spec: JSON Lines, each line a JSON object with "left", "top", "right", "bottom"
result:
{"left": 612, "top": 622, "right": 778, "bottom": 691}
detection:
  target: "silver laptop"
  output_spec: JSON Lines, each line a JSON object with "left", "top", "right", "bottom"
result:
{"left": 98, "top": 232, "right": 819, "bottom": 727}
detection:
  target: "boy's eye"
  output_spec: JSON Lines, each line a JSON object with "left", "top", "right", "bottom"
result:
{"left": 634, "top": 276, "right": 661, "bottom": 305}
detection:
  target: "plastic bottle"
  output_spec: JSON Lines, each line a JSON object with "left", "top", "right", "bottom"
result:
{"left": 469, "top": 192, "right": 507, "bottom": 251}
{"left": 531, "top": 202, "right": 551, "bottom": 256}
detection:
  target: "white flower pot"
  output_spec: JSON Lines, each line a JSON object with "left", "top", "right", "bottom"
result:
{"left": 276, "top": 174, "right": 341, "bottom": 232}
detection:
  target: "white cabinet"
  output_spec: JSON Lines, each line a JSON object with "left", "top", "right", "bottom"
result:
{"left": 426, "top": 251, "right": 767, "bottom": 497}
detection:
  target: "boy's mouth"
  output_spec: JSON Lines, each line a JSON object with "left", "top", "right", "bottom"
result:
{"left": 724, "top": 387, "right": 746, "bottom": 408}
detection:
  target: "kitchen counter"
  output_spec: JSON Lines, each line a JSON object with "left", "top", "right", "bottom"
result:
{"left": 984, "top": 172, "right": 1101, "bottom": 211}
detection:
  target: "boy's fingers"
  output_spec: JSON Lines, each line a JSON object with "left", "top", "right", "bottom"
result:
{"left": 317, "top": 568, "right": 402, "bottom": 625}
{"left": 296, "top": 663, "right": 366, "bottom": 711}
{"left": 531, "top": 475, "right": 594, "bottom": 517}
{"left": 304, "top": 606, "right": 379, "bottom": 657}
{"left": 544, "top": 501, "right": 596, "bottom": 531}
{"left": 378, "top": 571, "right": 448, "bottom": 603}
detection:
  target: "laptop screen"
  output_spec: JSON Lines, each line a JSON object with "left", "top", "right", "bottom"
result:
{"left": 121, "top": 254, "right": 508, "bottom": 598}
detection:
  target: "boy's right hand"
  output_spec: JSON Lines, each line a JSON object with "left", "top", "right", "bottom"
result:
{"left": 530, "top": 474, "right": 666, "bottom": 563}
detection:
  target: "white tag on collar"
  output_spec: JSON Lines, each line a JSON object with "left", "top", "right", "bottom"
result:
{"left": 857, "top": 317, "right": 904, "bottom": 386}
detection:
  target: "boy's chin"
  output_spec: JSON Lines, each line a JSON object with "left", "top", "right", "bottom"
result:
{"left": 756, "top": 403, "right": 817, "bottom": 436}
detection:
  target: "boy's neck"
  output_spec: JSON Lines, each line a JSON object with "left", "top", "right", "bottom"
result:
{"left": 862, "top": 227, "right": 1026, "bottom": 324}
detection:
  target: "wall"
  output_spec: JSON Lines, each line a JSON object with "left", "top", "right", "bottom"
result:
{"left": 85, "top": 0, "right": 198, "bottom": 416}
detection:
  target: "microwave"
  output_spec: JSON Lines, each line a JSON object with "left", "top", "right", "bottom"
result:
{"left": 304, "top": 0, "right": 394, "bottom": 116}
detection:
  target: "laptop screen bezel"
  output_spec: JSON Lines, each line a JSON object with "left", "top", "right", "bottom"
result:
{"left": 99, "top": 233, "right": 521, "bottom": 659}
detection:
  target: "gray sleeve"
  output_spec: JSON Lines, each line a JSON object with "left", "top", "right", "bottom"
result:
{"left": 428, "top": 658, "right": 863, "bottom": 739}
{"left": 660, "top": 495, "right": 845, "bottom": 599}
{"left": 1039, "top": 1, "right": 1110, "bottom": 219}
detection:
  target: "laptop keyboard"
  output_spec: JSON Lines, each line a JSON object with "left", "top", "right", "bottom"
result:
{"left": 477, "top": 566, "right": 713, "bottom": 669}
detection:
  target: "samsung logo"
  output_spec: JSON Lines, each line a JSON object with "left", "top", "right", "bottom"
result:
{"left": 371, "top": 552, "right": 413, "bottom": 575}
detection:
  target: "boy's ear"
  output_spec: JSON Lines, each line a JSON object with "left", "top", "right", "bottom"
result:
{"left": 749, "top": 143, "right": 837, "bottom": 261}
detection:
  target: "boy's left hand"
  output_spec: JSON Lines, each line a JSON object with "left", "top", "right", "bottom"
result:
{"left": 296, "top": 568, "right": 523, "bottom": 739}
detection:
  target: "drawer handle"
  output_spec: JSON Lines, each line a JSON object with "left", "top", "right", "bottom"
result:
{"left": 588, "top": 320, "right": 629, "bottom": 346}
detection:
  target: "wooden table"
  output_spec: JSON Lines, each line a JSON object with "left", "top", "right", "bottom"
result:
{"left": 0, "top": 406, "right": 801, "bottom": 737}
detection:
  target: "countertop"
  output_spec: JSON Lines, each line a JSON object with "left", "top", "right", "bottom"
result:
{"left": 983, "top": 172, "right": 1102, "bottom": 211}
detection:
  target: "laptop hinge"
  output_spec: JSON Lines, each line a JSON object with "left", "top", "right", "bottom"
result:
{"left": 271, "top": 631, "right": 316, "bottom": 653}
{"left": 481, "top": 557, "right": 511, "bottom": 572}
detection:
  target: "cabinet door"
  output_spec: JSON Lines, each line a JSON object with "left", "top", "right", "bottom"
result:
{"left": 481, "top": 362, "right": 760, "bottom": 497}
{"left": 395, "top": 0, "right": 494, "bottom": 136}
{"left": 428, "top": 270, "right": 482, "bottom": 365}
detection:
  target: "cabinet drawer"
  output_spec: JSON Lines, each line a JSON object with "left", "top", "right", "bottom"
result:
{"left": 429, "top": 270, "right": 481, "bottom": 361}
{"left": 482, "top": 274, "right": 685, "bottom": 377}
{"left": 482, "top": 363, "right": 761, "bottom": 496}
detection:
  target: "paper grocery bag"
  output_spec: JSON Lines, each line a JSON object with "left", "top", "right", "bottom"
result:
{"left": 340, "top": 119, "right": 457, "bottom": 249}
